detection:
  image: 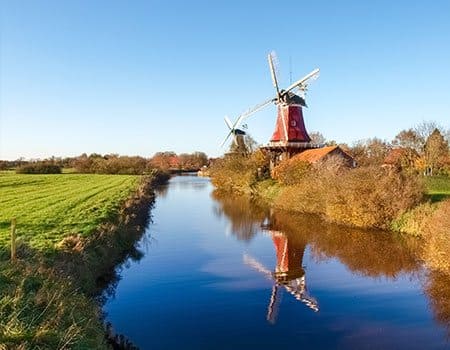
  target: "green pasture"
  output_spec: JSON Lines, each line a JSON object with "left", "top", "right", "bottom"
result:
{"left": 0, "top": 173, "right": 140, "bottom": 250}
{"left": 425, "top": 175, "right": 450, "bottom": 202}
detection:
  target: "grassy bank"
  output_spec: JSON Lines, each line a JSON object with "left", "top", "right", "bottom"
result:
{"left": 0, "top": 172, "right": 168, "bottom": 349}
{"left": 425, "top": 175, "right": 450, "bottom": 202}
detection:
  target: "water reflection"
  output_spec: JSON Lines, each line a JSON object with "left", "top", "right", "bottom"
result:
{"left": 425, "top": 272, "right": 450, "bottom": 336}
{"left": 153, "top": 184, "right": 169, "bottom": 198}
{"left": 170, "top": 174, "right": 209, "bottom": 191}
{"left": 273, "top": 210, "right": 422, "bottom": 279}
{"left": 244, "top": 230, "right": 318, "bottom": 324}
{"left": 213, "top": 192, "right": 421, "bottom": 281}
{"left": 212, "top": 193, "right": 267, "bottom": 241}
{"left": 212, "top": 191, "right": 434, "bottom": 328}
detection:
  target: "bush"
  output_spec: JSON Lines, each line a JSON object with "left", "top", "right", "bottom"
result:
{"left": 209, "top": 151, "right": 269, "bottom": 194}
{"left": 275, "top": 160, "right": 424, "bottom": 229}
{"left": 72, "top": 154, "right": 152, "bottom": 175}
{"left": 391, "top": 202, "right": 436, "bottom": 236}
{"left": 16, "top": 163, "right": 62, "bottom": 174}
{"left": 272, "top": 158, "right": 311, "bottom": 185}
{"left": 0, "top": 161, "right": 8, "bottom": 170}
{"left": 421, "top": 200, "right": 450, "bottom": 273}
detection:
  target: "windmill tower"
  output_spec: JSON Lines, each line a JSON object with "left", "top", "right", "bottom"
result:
{"left": 263, "top": 52, "right": 321, "bottom": 167}
{"left": 221, "top": 52, "right": 321, "bottom": 168}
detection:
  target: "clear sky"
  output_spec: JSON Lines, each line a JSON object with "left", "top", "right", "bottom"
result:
{"left": 1, "top": 0, "right": 449, "bottom": 160}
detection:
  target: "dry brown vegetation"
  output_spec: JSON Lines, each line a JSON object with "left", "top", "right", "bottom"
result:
{"left": 273, "top": 158, "right": 424, "bottom": 229}
{"left": 16, "top": 162, "right": 62, "bottom": 174}
{"left": 72, "top": 154, "right": 151, "bottom": 174}
{"left": 391, "top": 198, "right": 450, "bottom": 274}
{"left": 421, "top": 200, "right": 450, "bottom": 272}
{"left": 210, "top": 153, "right": 424, "bottom": 229}
{"left": 424, "top": 271, "right": 450, "bottom": 334}
{"left": 209, "top": 150, "right": 269, "bottom": 194}
{"left": 271, "top": 158, "right": 311, "bottom": 185}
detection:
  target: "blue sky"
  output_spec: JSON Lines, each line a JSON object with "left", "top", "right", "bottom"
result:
{"left": 1, "top": 0, "right": 449, "bottom": 160}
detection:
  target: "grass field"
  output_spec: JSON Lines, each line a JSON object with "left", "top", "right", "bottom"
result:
{"left": 0, "top": 173, "right": 140, "bottom": 250}
{"left": 0, "top": 172, "right": 154, "bottom": 349}
{"left": 425, "top": 175, "right": 450, "bottom": 202}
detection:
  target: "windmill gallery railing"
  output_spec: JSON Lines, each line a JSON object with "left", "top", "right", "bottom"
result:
{"left": 263, "top": 141, "right": 324, "bottom": 149}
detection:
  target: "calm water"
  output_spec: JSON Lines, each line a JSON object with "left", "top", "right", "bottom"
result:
{"left": 104, "top": 175, "right": 450, "bottom": 349}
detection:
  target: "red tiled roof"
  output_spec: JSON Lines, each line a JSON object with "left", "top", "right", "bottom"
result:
{"left": 383, "top": 148, "right": 419, "bottom": 165}
{"left": 291, "top": 146, "right": 346, "bottom": 163}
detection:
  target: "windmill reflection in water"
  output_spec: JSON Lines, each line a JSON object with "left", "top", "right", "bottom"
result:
{"left": 244, "top": 216, "right": 319, "bottom": 324}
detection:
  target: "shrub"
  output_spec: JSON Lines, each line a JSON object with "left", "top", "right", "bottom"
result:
{"left": 16, "top": 162, "right": 62, "bottom": 174}
{"left": 209, "top": 151, "right": 269, "bottom": 194}
{"left": 272, "top": 159, "right": 311, "bottom": 185}
{"left": 0, "top": 161, "right": 8, "bottom": 170}
{"left": 72, "top": 154, "right": 152, "bottom": 175}
{"left": 275, "top": 162, "right": 424, "bottom": 229}
{"left": 325, "top": 167, "right": 423, "bottom": 228}
{"left": 391, "top": 202, "right": 436, "bottom": 236}
{"left": 421, "top": 200, "right": 450, "bottom": 273}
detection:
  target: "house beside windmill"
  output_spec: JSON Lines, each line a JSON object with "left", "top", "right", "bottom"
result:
{"left": 382, "top": 148, "right": 419, "bottom": 170}
{"left": 291, "top": 146, "right": 356, "bottom": 168}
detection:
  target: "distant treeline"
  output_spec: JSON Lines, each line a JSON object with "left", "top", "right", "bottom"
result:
{"left": 310, "top": 121, "right": 450, "bottom": 176}
{"left": 149, "top": 151, "right": 208, "bottom": 172}
{"left": 16, "top": 162, "right": 62, "bottom": 174}
{"left": 72, "top": 154, "right": 152, "bottom": 175}
{"left": 1, "top": 151, "right": 209, "bottom": 175}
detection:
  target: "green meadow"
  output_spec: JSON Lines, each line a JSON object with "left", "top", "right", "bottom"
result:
{"left": 0, "top": 173, "right": 140, "bottom": 251}
{"left": 425, "top": 175, "right": 450, "bottom": 202}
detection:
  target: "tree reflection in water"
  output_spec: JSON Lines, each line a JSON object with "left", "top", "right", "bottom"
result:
{"left": 424, "top": 272, "right": 450, "bottom": 336}
{"left": 212, "top": 191, "right": 268, "bottom": 241}
{"left": 212, "top": 191, "right": 450, "bottom": 332}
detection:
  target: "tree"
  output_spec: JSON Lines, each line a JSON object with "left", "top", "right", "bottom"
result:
{"left": 179, "top": 152, "right": 208, "bottom": 170}
{"left": 309, "top": 131, "right": 326, "bottom": 145}
{"left": 149, "top": 152, "right": 177, "bottom": 171}
{"left": 350, "top": 138, "right": 391, "bottom": 166}
{"left": 393, "top": 129, "right": 422, "bottom": 153}
{"left": 390, "top": 129, "right": 423, "bottom": 172}
{"left": 415, "top": 121, "right": 440, "bottom": 144}
{"left": 424, "top": 129, "right": 449, "bottom": 176}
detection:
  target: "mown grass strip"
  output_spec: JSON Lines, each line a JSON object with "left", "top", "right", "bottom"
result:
{"left": 0, "top": 173, "right": 140, "bottom": 250}
{"left": 425, "top": 175, "right": 450, "bottom": 202}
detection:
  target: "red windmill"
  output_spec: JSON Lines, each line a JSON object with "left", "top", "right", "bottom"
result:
{"left": 221, "top": 52, "right": 321, "bottom": 167}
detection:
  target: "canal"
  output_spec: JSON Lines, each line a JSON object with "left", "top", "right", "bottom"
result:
{"left": 104, "top": 175, "right": 450, "bottom": 349}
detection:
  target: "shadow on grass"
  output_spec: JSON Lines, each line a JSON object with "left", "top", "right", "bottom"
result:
{"left": 426, "top": 193, "right": 450, "bottom": 203}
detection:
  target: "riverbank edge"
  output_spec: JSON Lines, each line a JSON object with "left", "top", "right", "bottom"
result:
{"left": 59, "top": 171, "right": 170, "bottom": 348}
{"left": 0, "top": 172, "right": 169, "bottom": 349}
{"left": 56, "top": 172, "right": 169, "bottom": 294}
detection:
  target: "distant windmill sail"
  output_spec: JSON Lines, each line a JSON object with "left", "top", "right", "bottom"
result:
{"left": 221, "top": 115, "right": 248, "bottom": 153}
